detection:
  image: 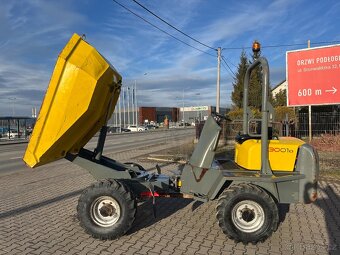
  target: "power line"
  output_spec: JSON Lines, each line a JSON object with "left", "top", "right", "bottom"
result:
{"left": 262, "top": 40, "right": 340, "bottom": 48}
{"left": 222, "top": 55, "right": 237, "bottom": 68}
{"left": 222, "top": 40, "right": 340, "bottom": 50}
{"left": 221, "top": 61, "right": 235, "bottom": 80}
{"left": 221, "top": 56, "right": 235, "bottom": 77}
{"left": 112, "top": 0, "right": 215, "bottom": 57}
{"left": 312, "top": 40, "right": 340, "bottom": 45}
{"left": 132, "top": 0, "right": 216, "bottom": 51}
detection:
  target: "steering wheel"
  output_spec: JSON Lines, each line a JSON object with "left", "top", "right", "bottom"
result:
{"left": 212, "top": 112, "right": 228, "bottom": 124}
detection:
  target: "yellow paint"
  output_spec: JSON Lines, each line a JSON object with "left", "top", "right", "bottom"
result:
{"left": 23, "top": 33, "right": 122, "bottom": 168}
{"left": 234, "top": 137, "right": 305, "bottom": 171}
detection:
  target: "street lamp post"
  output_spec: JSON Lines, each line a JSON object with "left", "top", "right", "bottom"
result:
{"left": 135, "top": 73, "right": 147, "bottom": 127}
{"left": 127, "top": 87, "right": 130, "bottom": 126}
{"left": 122, "top": 87, "right": 126, "bottom": 127}
{"left": 195, "top": 93, "right": 201, "bottom": 121}
{"left": 8, "top": 97, "right": 16, "bottom": 116}
{"left": 182, "top": 89, "right": 185, "bottom": 125}
{"left": 134, "top": 80, "right": 137, "bottom": 126}
{"left": 175, "top": 96, "right": 180, "bottom": 125}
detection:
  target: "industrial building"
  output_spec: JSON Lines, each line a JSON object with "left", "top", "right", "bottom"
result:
{"left": 178, "top": 106, "right": 229, "bottom": 124}
{"left": 138, "top": 107, "right": 178, "bottom": 124}
{"left": 109, "top": 105, "right": 229, "bottom": 127}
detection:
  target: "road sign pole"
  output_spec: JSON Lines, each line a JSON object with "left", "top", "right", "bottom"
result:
{"left": 308, "top": 105, "right": 312, "bottom": 142}
{"left": 307, "top": 40, "right": 312, "bottom": 142}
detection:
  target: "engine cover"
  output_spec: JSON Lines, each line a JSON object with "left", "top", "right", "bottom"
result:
{"left": 234, "top": 137, "right": 305, "bottom": 171}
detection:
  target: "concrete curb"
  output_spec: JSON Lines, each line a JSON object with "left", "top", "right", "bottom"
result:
{"left": 0, "top": 139, "right": 28, "bottom": 146}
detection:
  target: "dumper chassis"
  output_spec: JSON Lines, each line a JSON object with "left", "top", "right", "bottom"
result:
{"left": 66, "top": 58, "right": 318, "bottom": 243}
{"left": 24, "top": 35, "right": 319, "bottom": 244}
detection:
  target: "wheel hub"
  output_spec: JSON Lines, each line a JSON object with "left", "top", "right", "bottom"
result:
{"left": 90, "top": 196, "right": 121, "bottom": 227}
{"left": 99, "top": 203, "right": 116, "bottom": 217}
{"left": 231, "top": 200, "right": 265, "bottom": 233}
{"left": 240, "top": 208, "right": 255, "bottom": 222}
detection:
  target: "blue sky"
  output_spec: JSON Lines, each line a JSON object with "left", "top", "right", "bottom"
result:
{"left": 0, "top": 0, "right": 339, "bottom": 116}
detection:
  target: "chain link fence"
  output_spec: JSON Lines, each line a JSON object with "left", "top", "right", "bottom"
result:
{"left": 219, "top": 112, "right": 340, "bottom": 176}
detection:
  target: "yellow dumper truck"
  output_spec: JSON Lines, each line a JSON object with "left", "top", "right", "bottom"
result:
{"left": 24, "top": 34, "right": 318, "bottom": 244}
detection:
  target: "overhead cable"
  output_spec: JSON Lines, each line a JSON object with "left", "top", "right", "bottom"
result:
{"left": 223, "top": 40, "right": 340, "bottom": 50}
{"left": 221, "top": 56, "right": 236, "bottom": 77}
{"left": 132, "top": 0, "right": 216, "bottom": 51}
{"left": 112, "top": 0, "right": 215, "bottom": 57}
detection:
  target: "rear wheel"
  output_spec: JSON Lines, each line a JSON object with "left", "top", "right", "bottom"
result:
{"left": 216, "top": 183, "right": 278, "bottom": 244}
{"left": 77, "top": 179, "right": 136, "bottom": 240}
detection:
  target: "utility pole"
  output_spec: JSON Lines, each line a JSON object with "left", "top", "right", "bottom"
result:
{"left": 216, "top": 47, "right": 221, "bottom": 113}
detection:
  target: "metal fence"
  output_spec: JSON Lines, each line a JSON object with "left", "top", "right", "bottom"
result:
{"left": 219, "top": 112, "right": 340, "bottom": 173}
{"left": 293, "top": 112, "right": 340, "bottom": 138}
{"left": 223, "top": 112, "right": 340, "bottom": 140}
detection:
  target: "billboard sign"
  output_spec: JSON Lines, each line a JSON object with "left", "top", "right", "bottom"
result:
{"left": 286, "top": 44, "right": 340, "bottom": 106}
{"left": 182, "top": 106, "right": 208, "bottom": 111}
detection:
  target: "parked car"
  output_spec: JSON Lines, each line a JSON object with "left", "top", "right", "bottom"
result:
{"left": 146, "top": 124, "right": 158, "bottom": 130}
{"left": 127, "top": 125, "right": 147, "bottom": 132}
{"left": 179, "top": 122, "right": 191, "bottom": 127}
{"left": 107, "top": 127, "right": 131, "bottom": 133}
{"left": 5, "top": 130, "right": 20, "bottom": 138}
{"left": 107, "top": 127, "right": 121, "bottom": 133}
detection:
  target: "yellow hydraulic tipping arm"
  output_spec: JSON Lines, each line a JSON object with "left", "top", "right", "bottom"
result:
{"left": 23, "top": 33, "right": 122, "bottom": 168}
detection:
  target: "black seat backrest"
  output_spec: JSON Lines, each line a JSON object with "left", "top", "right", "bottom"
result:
{"left": 235, "top": 127, "right": 273, "bottom": 144}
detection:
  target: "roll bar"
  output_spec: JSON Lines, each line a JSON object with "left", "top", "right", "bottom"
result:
{"left": 242, "top": 57, "right": 273, "bottom": 176}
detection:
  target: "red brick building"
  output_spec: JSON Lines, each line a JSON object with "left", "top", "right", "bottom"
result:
{"left": 139, "top": 107, "right": 178, "bottom": 124}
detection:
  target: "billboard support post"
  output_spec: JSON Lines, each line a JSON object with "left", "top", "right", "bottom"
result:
{"left": 308, "top": 105, "right": 312, "bottom": 142}
{"left": 307, "top": 40, "right": 312, "bottom": 142}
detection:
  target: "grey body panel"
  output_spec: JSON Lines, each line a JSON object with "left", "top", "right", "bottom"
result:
{"left": 180, "top": 116, "right": 222, "bottom": 200}
{"left": 296, "top": 144, "right": 319, "bottom": 203}
{"left": 188, "top": 116, "right": 221, "bottom": 168}
{"left": 66, "top": 149, "right": 172, "bottom": 196}
{"left": 66, "top": 149, "right": 132, "bottom": 180}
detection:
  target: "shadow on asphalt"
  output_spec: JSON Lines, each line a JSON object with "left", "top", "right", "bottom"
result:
{"left": 128, "top": 197, "right": 292, "bottom": 236}
{"left": 127, "top": 197, "right": 193, "bottom": 235}
{"left": 315, "top": 184, "right": 339, "bottom": 253}
{"left": 0, "top": 189, "right": 84, "bottom": 220}
{"left": 191, "top": 200, "right": 204, "bottom": 211}
{"left": 278, "top": 203, "right": 290, "bottom": 225}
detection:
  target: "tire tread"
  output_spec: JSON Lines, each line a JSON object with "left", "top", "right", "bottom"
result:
{"left": 215, "top": 183, "right": 279, "bottom": 244}
{"left": 77, "top": 179, "right": 136, "bottom": 240}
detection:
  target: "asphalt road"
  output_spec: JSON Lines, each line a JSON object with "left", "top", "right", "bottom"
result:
{"left": 0, "top": 128, "right": 194, "bottom": 177}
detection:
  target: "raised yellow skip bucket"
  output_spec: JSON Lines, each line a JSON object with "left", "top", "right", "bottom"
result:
{"left": 23, "top": 33, "right": 122, "bottom": 168}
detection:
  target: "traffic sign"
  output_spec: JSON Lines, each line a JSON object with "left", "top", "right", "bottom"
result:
{"left": 286, "top": 44, "right": 340, "bottom": 106}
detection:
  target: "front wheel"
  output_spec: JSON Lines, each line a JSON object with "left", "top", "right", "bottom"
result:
{"left": 77, "top": 179, "right": 136, "bottom": 240}
{"left": 216, "top": 183, "right": 278, "bottom": 244}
